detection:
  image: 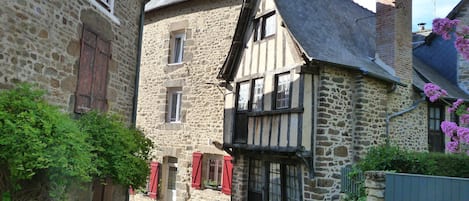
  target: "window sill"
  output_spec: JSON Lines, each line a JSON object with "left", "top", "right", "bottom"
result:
{"left": 89, "top": 0, "right": 120, "bottom": 25}
{"left": 245, "top": 107, "right": 303, "bottom": 117}
{"left": 163, "top": 122, "right": 183, "bottom": 130}
{"left": 167, "top": 62, "right": 184, "bottom": 67}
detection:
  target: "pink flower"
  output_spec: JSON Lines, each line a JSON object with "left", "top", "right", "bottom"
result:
{"left": 433, "top": 18, "right": 460, "bottom": 40}
{"left": 446, "top": 141, "right": 459, "bottom": 153}
{"left": 424, "top": 83, "right": 448, "bottom": 102}
{"left": 461, "top": 114, "right": 469, "bottom": 124}
{"left": 441, "top": 121, "right": 458, "bottom": 137}
{"left": 458, "top": 127, "right": 469, "bottom": 143}
{"left": 455, "top": 35, "right": 469, "bottom": 60}
{"left": 448, "top": 99, "right": 464, "bottom": 113}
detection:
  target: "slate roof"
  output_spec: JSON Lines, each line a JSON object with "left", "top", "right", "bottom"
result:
{"left": 145, "top": 0, "right": 188, "bottom": 12}
{"left": 413, "top": 56, "right": 469, "bottom": 100}
{"left": 219, "top": 0, "right": 401, "bottom": 84}
{"left": 412, "top": 0, "right": 469, "bottom": 99}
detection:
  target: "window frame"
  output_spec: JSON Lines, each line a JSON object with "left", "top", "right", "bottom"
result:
{"left": 203, "top": 154, "right": 224, "bottom": 190}
{"left": 248, "top": 159, "right": 301, "bottom": 201}
{"left": 89, "top": 0, "right": 120, "bottom": 24}
{"left": 169, "top": 32, "right": 186, "bottom": 64}
{"left": 252, "top": 78, "right": 264, "bottom": 111}
{"left": 274, "top": 73, "right": 291, "bottom": 110}
{"left": 428, "top": 104, "right": 445, "bottom": 152}
{"left": 168, "top": 88, "right": 183, "bottom": 123}
{"left": 253, "top": 11, "right": 276, "bottom": 42}
{"left": 237, "top": 81, "right": 251, "bottom": 112}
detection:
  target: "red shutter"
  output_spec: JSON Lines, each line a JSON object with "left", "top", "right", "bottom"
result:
{"left": 91, "top": 37, "right": 110, "bottom": 112}
{"left": 191, "top": 152, "right": 203, "bottom": 189}
{"left": 75, "top": 28, "right": 96, "bottom": 113}
{"left": 221, "top": 155, "right": 233, "bottom": 195}
{"left": 148, "top": 162, "right": 159, "bottom": 199}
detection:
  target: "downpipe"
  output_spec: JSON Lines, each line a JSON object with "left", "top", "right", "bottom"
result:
{"left": 385, "top": 93, "right": 426, "bottom": 144}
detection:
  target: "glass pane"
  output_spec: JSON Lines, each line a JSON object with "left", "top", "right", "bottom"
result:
{"left": 170, "top": 93, "right": 178, "bottom": 121}
{"left": 435, "top": 108, "right": 440, "bottom": 120}
{"left": 264, "top": 14, "right": 276, "bottom": 37}
{"left": 248, "top": 160, "right": 263, "bottom": 193}
{"left": 168, "top": 166, "right": 177, "bottom": 190}
{"left": 429, "top": 119, "right": 435, "bottom": 131}
{"left": 276, "top": 74, "right": 290, "bottom": 109}
{"left": 286, "top": 165, "right": 299, "bottom": 201}
{"left": 252, "top": 79, "right": 264, "bottom": 111}
{"left": 238, "top": 82, "right": 250, "bottom": 111}
{"left": 269, "top": 163, "right": 281, "bottom": 201}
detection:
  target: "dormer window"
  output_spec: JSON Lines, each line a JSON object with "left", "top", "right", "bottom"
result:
{"left": 254, "top": 11, "right": 276, "bottom": 41}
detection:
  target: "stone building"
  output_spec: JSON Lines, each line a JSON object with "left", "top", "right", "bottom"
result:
{"left": 218, "top": 0, "right": 469, "bottom": 200}
{"left": 135, "top": 0, "right": 242, "bottom": 200}
{"left": 0, "top": 0, "right": 147, "bottom": 200}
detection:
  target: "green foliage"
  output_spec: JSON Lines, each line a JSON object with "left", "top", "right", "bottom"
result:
{"left": 0, "top": 84, "right": 94, "bottom": 198}
{"left": 357, "top": 145, "right": 469, "bottom": 177}
{"left": 0, "top": 84, "right": 153, "bottom": 199}
{"left": 345, "top": 145, "right": 469, "bottom": 200}
{"left": 77, "top": 111, "right": 152, "bottom": 188}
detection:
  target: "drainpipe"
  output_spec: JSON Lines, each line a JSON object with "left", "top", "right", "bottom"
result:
{"left": 131, "top": 1, "right": 146, "bottom": 128}
{"left": 385, "top": 93, "right": 426, "bottom": 144}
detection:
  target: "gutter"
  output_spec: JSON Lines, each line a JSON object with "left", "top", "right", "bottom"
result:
{"left": 131, "top": 1, "right": 146, "bottom": 127}
{"left": 385, "top": 94, "right": 426, "bottom": 144}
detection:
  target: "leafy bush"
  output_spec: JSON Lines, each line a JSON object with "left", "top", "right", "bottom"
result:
{"left": 0, "top": 84, "right": 94, "bottom": 198}
{"left": 0, "top": 84, "right": 153, "bottom": 200}
{"left": 77, "top": 111, "right": 152, "bottom": 188}
{"left": 357, "top": 145, "right": 469, "bottom": 177}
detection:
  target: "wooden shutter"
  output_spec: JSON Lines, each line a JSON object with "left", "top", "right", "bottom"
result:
{"left": 75, "top": 28, "right": 96, "bottom": 113}
{"left": 148, "top": 162, "right": 159, "bottom": 199}
{"left": 91, "top": 37, "right": 110, "bottom": 112}
{"left": 75, "top": 27, "right": 110, "bottom": 113}
{"left": 221, "top": 155, "right": 233, "bottom": 195}
{"left": 191, "top": 152, "right": 203, "bottom": 189}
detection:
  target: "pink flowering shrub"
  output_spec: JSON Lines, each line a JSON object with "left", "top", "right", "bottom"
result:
{"left": 433, "top": 18, "right": 469, "bottom": 60}
{"left": 424, "top": 83, "right": 469, "bottom": 154}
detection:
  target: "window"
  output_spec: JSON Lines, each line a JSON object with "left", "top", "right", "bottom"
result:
{"left": 237, "top": 82, "right": 250, "bottom": 111}
{"left": 75, "top": 27, "right": 110, "bottom": 113}
{"left": 96, "top": 0, "right": 114, "bottom": 13}
{"left": 170, "top": 32, "right": 185, "bottom": 64}
{"left": 254, "top": 12, "right": 276, "bottom": 41}
{"left": 428, "top": 104, "right": 444, "bottom": 152}
{"left": 248, "top": 159, "right": 300, "bottom": 201}
{"left": 275, "top": 74, "right": 291, "bottom": 109}
{"left": 252, "top": 78, "right": 264, "bottom": 111}
{"left": 89, "top": 0, "right": 119, "bottom": 24}
{"left": 191, "top": 153, "right": 233, "bottom": 194}
{"left": 168, "top": 88, "right": 182, "bottom": 122}
{"left": 205, "top": 155, "right": 223, "bottom": 189}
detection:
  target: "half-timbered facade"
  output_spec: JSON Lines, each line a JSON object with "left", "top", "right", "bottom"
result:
{"left": 218, "top": 0, "right": 468, "bottom": 200}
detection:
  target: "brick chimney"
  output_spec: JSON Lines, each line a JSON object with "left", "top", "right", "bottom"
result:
{"left": 376, "top": 0, "right": 413, "bottom": 83}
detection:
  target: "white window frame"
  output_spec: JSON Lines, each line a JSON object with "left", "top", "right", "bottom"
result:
{"left": 275, "top": 74, "right": 290, "bottom": 109}
{"left": 89, "top": 0, "right": 120, "bottom": 25}
{"left": 237, "top": 81, "right": 251, "bottom": 111}
{"left": 168, "top": 88, "right": 182, "bottom": 123}
{"left": 170, "top": 32, "right": 185, "bottom": 64}
{"left": 204, "top": 155, "right": 223, "bottom": 189}
{"left": 252, "top": 78, "right": 264, "bottom": 111}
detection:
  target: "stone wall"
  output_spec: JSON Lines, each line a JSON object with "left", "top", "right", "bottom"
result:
{"left": 456, "top": 1, "right": 469, "bottom": 93}
{"left": 0, "top": 0, "right": 144, "bottom": 123}
{"left": 364, "top": 171, "right": 386, "bottom": 201}
{"left": 308, "top": 66, "right": 390, "bottom": 200}
{"left": 136, "top": 1, "right": 242, "bottom": 200}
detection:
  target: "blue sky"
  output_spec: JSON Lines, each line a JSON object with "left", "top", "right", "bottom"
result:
{"left": 353, "top": 0, "right": 460, "bottom": 31}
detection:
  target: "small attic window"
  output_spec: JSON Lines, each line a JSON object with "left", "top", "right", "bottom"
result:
{"left": 254, "top": 11, "right": 276, "bottom": 41}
